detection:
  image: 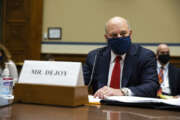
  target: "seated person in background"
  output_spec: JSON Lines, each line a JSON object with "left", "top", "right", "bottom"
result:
{"left": 0, "top": 44, "right": 18, "bottom": 85}
{"left": 156, "top": 44, "right": 180, "bottom": 97}
{"left": 44, "top": 54, "right": 55, "bottom": 61}
{"left": 83, "top": 16, "right": 159, "bottom": 99}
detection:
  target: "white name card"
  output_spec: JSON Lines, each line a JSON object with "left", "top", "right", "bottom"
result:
{"left": 18, "top": 60, "right": 84, "bottom": 86}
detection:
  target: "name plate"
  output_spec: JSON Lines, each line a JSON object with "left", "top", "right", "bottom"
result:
{"left": 18, "top": 60, "right": 84, "bottom": 86}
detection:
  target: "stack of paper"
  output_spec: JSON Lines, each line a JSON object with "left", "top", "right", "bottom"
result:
{"left": 101, "top": 96, "right": 180, "bottom": 109}
{"left": 88, "top": 95, "right": 101, "bottom": 105}
{"left": 88, "top": 95, "right": 180, "bottom": 109}
{"left": 104, "top": 96, "right": 180, "bottom": 106}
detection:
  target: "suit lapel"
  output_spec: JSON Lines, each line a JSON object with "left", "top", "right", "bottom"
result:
{"left": 122, "top": 44, "right": 138, "bottom": 87}
{"left": 168, "top": 64, "right": 175, "bottom": 94}
{"left": 97, "top": 45, "right": 139, "bottom": 88}
{"left": 121, "top": 55, "right": 133, "bottom": 87}
{"left": 96, "top": 47, "right": 111, "bottom": 86}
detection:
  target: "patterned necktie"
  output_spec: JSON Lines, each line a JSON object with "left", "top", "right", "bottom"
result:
{"left": 110, "top": 56, "right": 121, "bottom": 89}
{"left": 157, "top": 66, "right": 164, "bottom": 97}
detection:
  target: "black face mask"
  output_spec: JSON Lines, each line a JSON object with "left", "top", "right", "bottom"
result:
{"left": 107, "top": 36, "right": 131, "bottom": 55}
{"left": 158, "top": 54, "right": 170, "bottom": 64}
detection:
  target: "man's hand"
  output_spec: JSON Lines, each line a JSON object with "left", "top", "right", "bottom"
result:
{"left": 174, "top": 95, "right": 180, "bottom": 98}
{"left": 94, "top": 86, "right": 124, "bottom": 99}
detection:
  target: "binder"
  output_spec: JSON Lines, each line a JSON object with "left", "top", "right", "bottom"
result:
{"left": 100, "top": 96, "right": 180, "bottom": 110}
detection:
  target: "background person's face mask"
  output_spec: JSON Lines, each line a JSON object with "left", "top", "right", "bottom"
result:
{"left": 0, "top": 56, "right": 3, "bottom": 61}
{"left": 108, "top": 36, "right": 131, "bottom": 55}
{"left": 158, "top": 54, "right": 170, "bottom": 64}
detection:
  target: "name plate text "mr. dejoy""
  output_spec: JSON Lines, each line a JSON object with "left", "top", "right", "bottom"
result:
{"left": 18, "top": 60, "right": 84, "bottom": 86}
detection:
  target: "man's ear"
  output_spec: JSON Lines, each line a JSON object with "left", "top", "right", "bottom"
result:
{"left": 156, "top": 52, "right": 159, "bottom": 60}
{"left": 104, "top": 34, "right": 108, "bottom": 39}
{"left": 104, "top": 34, "right": 108, "bottom": 42}
{"left": 156, "top": 55, "right": 158, "bottom": 60}
{"left": 129, "top": 30, "right": 133, "bottom": 39}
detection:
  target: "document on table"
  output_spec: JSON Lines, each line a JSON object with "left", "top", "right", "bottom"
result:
{"left": 103, "top": 96, "right": 180, "bottom": 107}
{"left": 88, "top": 95, "right": 101, "bottom": 105}
{"left": 88, "top": 95, "right": 180, "bottom": 109}
{"left": 105, "top": 96, "right": 161, "bottom": 103}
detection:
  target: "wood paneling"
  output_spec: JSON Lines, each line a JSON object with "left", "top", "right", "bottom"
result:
{"left": 170, "top": 56, "right": 180, "bottom": 68}
{"left": 0, "top": 0, "right": 3, "bottom": 43}
{"left": 6, "top": 0, "right": 29, "bottom": 21}
{"left": 41, "top": 54, "right": 87, "bottom": 63}
{"left": 2, "top": 0, "right": 43, "bottom": 63}
{"left": 41, "top": 53, "right": 180, "bottom": 68}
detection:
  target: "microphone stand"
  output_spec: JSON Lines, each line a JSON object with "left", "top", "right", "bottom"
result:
{"left": 88, "top": 52, "right": 98, "bottom": 89}
{"left": 88, "top": 48, "right": 104, "bottom": 92}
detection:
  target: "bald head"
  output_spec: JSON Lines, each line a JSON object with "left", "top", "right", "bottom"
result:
{"left": 105, "top": 16, "right": 130, "bottom": 34}
{"left": 156, "top": 44, "right": 170, "bottom": 65}
{"left": 156, "top": 44, "right": 170, "bottom": 55}
{"left": 105, "top": 16, "right": 132, "bottom": 39}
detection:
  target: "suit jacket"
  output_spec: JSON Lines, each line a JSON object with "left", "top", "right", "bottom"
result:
{"left": 168, "top": 64, "right": 180, "bottom": 96}
{"left": 83, "top": 44, "right": 159, "bottom": 97}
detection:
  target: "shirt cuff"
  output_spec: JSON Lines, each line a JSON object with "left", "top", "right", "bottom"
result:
{"left": 121, "top": 88, "right": 134, "bottom": 96}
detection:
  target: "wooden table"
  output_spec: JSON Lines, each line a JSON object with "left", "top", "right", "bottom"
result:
{"left": 0, "top": 103, "right": 180, "bottom": 120}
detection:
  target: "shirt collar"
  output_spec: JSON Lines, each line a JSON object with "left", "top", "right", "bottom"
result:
{"left": 110, "top": 50, "right": 126, "bottom": 63}
{"left": 157, "top": 61, "right": 169, "bottom": 70}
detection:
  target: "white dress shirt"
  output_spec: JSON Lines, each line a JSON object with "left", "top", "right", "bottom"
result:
{"left": 107, "top": 51, "right": 133, "bottom": 96}
{"left": 107, "top": 51, "right": 125, "bottom": 87}
{"left": 157, "top": 61, "right": 171, "bottom": 94}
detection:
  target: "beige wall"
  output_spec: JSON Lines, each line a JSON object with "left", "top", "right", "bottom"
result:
{"left": 42, "top": 0, "right": 180, "bottom": 55}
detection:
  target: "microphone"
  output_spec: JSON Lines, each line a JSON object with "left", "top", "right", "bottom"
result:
{"left": 88, "top": 48, "right": 105, "bottom": 90}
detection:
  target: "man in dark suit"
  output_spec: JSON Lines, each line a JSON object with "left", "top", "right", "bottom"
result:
{"left": 156, "top": 44, "right": 180, "bottom": 97}
{"left": 83, "top": 16, "right": 159, "bottom": 99}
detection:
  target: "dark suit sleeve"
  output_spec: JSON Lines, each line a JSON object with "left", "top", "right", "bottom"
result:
{"left": 128, "top": 49, "right": 160, "bottom": 97}
{"left": 173, "top": 67, "right": 180, "bottom": 96}
{"left": 177, "top": 68, "right": 180, "bottom": 95}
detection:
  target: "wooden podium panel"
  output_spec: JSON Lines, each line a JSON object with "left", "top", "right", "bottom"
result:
{"left": 14, "top": 83, "right": 88, "bottom": 107}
